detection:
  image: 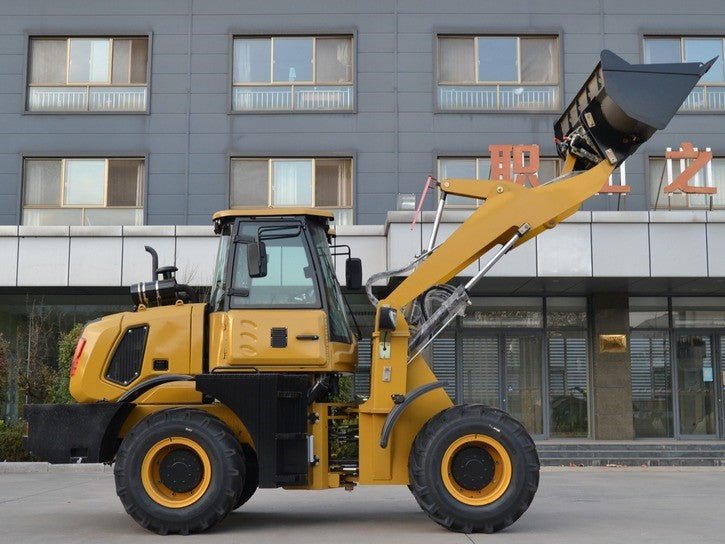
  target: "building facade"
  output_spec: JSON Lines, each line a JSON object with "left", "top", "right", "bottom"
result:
{"left": 1, "top": 0, "right": 725, "bottom": 441}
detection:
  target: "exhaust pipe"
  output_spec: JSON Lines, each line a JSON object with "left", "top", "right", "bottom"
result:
{"left": 555, "top": 50, "right": 716, "bottom": 169}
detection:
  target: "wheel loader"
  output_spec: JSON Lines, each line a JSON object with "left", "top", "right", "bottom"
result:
{"left": 24, "top": 50, "right": 714, "bottom": 534}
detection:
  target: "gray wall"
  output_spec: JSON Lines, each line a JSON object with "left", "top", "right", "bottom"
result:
{"left": 1, "top": 0, "right": 725, "bottom": 226}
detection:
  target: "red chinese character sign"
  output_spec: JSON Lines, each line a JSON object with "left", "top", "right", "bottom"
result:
{"left": 489, "top": 144, "right": 540, "bottom": 186}
{"left": 487, "top": 144, "right": 629, "bottom": 193}
{"left": 664, "top": 142, "right": 716, "bottom": 195}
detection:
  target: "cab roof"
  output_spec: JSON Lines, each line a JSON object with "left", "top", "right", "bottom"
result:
{"left": 212, "top": 208, "right": 334, "bottom": 221}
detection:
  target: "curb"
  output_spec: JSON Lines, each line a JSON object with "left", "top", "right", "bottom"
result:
{"left": 2, "top": 462, "right": 725, "bottom": 475}
{"left": 0, "top": 462, "right": 113, "bottom": 474}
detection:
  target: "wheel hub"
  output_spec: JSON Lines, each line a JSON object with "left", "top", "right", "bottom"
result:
{"left": 159, "top": 448, "right": 203, "bottom": 493}
{"left": 450, "top": 445, "right": 495, "bottom": 490}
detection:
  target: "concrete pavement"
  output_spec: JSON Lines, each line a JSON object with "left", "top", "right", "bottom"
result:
{"left": 0, "top": 466, "right": 724, "bottom": 543}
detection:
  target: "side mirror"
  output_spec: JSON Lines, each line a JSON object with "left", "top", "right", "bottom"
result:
{"left": 247, "top": 241, "right": 267, "bottom": 278}
{"left": 345, "top": 257, "right": 362, "bottom": 290}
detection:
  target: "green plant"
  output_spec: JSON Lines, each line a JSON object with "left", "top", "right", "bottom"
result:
{"left": 328, "top": 374, "right": 358, "bottom": 461}
{"left": 51, "top": 323, "right": 83, "bottom": 404}
{"left": 0, "top": 420, "right": 36, "bottom": 462}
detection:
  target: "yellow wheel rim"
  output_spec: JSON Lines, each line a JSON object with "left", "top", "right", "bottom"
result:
{"left": 440, "top": 433, "right": 512, "bottom": 506}
{"left": 140, "top": 437, "right": 212, "bottom": 508}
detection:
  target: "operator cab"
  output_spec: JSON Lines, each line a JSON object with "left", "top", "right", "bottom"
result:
{"left": 207, "top": 209, "right": 360, "bottom": 372}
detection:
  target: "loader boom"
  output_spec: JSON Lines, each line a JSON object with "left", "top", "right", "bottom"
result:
{"left": 358, "top": 49, "right": 715, "bottom": 488}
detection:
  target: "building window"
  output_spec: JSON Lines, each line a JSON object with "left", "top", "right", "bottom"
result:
{"left": 644, "top": 37, "right": 725, "bottom": 111}
{"left": 232, "top": 36, "right": 354, "bottom": 112}
{"left": 27, "top": 37, "right": 149, "bottom": 112}
{"left": 649, "top": 156, "right": 725, "bottom": 209}
{"left": 438, "top": 156, "right": 560, "bottom": 206}
{"left": 230, "top": 158, "right": 353, "bottom": 224}
{"left": 437, "top": 35, "right": 559, "bottom": 111}
{"left": 22, "top": 158, "right": 144, "bottom": 225}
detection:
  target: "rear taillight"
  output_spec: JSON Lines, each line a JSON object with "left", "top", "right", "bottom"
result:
{"left": 70, "top": 338, "right": 86, "bottom": 377}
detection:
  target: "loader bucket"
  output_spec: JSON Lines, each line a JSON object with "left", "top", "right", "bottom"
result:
{"left": 555, "top": 49, "right": 716, "bottom": 168}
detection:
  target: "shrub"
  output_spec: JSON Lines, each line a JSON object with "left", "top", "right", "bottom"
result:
{"left": 51, "top": 323, "right": 83, "bottom": 404}
{"left": 0, "top": 420, "right": 36, "bottom": 462}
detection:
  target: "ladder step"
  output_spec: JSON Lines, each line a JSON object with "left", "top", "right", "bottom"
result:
{"left": 278, "top": 391, "right": 303, "bottom": 398}
{"left": 275, "top": 432, "right": 307, "bottom": 440}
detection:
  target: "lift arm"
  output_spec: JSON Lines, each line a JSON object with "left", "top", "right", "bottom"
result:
{"left": 356, "top": 50, "right": 714, "bottom": 484}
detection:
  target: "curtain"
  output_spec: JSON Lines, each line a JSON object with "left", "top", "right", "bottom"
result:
{"left": 521, "top": 38, "right": 556, "bottom": 83}
{"left": 234, "top": 39, "right": 270, "bottom": 83}
{"left": 29, "top": 40, "right": 66, "bottom": 84}
{"left": 234, "top": 40, "right": 252, "bottom": 82}
{"left": 315, "top": 38, "right": 352, "bottom": 83}
{"left": 439, "top": 38, "right": 474, "bottom": 82}
{"left": 24, "top": 160, "right": 61, "bottom": 205}
{"left": 273, "top": 160, "right": 312, "bottom": 206}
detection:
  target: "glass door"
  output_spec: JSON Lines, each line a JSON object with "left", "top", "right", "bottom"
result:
{"left": 460, "top": 332, "right": 544, "bottom": 436}
{"left": 504, "top": 335, "right": 543, "bottom": 435}
{"left": 461, "top": 335, "right": 500, "bottom": 408}
{"left": 675, "top": 334, "right": 717, "bottom": 437}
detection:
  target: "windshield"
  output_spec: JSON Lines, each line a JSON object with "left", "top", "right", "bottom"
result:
{"left": 209, "top": 229, "right": 230, "bottom": 311}
{"left": 230, "top": 221, "right": 321, "bottom": 308}
{"left": 310, "top": 225, "right": 353, "bottom": 344}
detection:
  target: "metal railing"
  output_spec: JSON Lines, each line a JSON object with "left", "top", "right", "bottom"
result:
{"left": 233, "top": 85, "right": 353, "bottom": 111}
{"left": 28, "top": 86, "right": 147, "bottom": 112}
{"left": 681, "top": 85, "right": 725, "bottom": 111}
{"left": 439, "top": 84, "right": 559, "bottom": 111}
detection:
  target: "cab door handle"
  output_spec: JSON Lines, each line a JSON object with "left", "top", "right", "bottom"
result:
{"left": 296, "top": 335, "right": 319, "bottom": 340}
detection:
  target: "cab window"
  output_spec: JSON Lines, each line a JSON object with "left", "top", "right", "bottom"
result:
{"left": 230, "top": 221, "right": 321, "bottom": 308}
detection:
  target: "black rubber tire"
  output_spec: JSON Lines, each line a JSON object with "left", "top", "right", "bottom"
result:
{"left": 114, "top": 408, "right": 245, "bottom": 535}
{"left": 408, "top": 404, "right": 539, "bottom": 533}
{"left": 232, "top": 444, "right": 259, "bottom": 510}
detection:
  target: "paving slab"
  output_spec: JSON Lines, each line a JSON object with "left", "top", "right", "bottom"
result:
{"left": 0, "top": 467, "right": 723, "bottom": 544}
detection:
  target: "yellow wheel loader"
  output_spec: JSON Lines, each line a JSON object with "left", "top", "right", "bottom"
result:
{"left": 24, "top": 50, "right": 714, "bottom": 535}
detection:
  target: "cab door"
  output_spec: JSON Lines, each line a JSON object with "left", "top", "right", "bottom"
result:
{"left": 210, "top": 219, "right": 329, "bottom": 369}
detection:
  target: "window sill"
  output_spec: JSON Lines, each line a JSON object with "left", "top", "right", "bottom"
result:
{"left": 434, "top": 109, "right": 558, "bottom": 115}
{"left": 22, "top": 110, "right": 150, "bottom": 116}
{"left": 227, "top": 108, "right": 356, "bottom": 115}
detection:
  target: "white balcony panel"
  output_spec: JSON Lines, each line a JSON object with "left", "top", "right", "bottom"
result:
{"left": 536, "top": 223, "right": 592, "bottom": 277}
{"left": 386, "top": 222, "right": 422, "bottom": 272}
{"left": 69, "top": 236, "right": 123, "bottom": 286}
{"left": 121, "top": 227, "right": 176, "bottom": 286}
{"left": 649, "top": 223, "right": 708, "bottom": 277}
{"left": 0, "top": 227, "right": 18, "bottom": 286}
{"left": 175, "top": 236, "right": 218, "bottom": 286}
{"left": 17, "top": 227, "right": 70, "bottom": 287}
{"left": 592, "top": 223, "right": 650, "bottom": 277}
{"left": 334, "top": 227, "right": 387, "bottom": 286}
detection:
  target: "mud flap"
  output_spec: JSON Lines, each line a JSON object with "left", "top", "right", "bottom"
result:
{"left": 23, "top": 403, "right": 133, "bottom": 463}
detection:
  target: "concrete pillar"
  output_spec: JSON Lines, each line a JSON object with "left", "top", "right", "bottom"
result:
{"left": 591, "top": 293, "right": 634, "bottom": 440}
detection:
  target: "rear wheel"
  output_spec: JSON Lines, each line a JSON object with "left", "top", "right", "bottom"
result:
{"left": 408, "top": 404, "right": 539, "bottom": 533}
{"left": 114, "top": 409, "right": 244, "bottom": 535}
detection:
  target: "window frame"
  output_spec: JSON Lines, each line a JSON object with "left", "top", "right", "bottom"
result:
{"left": 228, "top": 32, "right": 356, "bottom": 114}
{"left": 437, "top": 155, "right": 562, "bottom": 208}
{"left": 24, "top": 32, "right": 152, "bottom": 115}
{"left": 229, "top": 156, "right": 355, "bottom": 223}
{"left": 642, "top": 34, "right": 725, "bottom": 114}
{"left": 435, "top": 32, "right": 561, "bottom": 113}
{"left": 21, "top": 155, "right": 147, "bottom": 226}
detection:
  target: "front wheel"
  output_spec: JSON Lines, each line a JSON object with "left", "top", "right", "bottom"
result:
{"left": 408, "top": 404, "right": 539, "bottom": 533}
{"left": 114, "top": 409, "right": 244, "bottom": 535}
